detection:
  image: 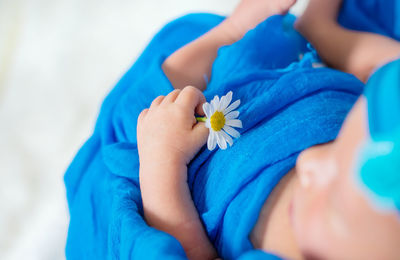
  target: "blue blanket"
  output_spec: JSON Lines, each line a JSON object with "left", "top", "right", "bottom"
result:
{"left": 339, "top": 0, "right": 400, "bottom": 41}
{"left": 65, "top": 1, "right": 398, "bottom": 259}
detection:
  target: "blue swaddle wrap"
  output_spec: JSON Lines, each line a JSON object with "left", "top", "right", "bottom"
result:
{"left": 65, "top": 1, "right": 399, "bottom": 259}
{"left": 65, "top": 14, "right": 362, "bottom": 260}
{"left": 339, "top": 0, "right": 400, "bottom": 41}
{"left": 357, "top": 59, "right": 400, "bottom": 213}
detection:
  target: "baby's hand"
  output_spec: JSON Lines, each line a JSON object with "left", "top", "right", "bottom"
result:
{"left": 137, "top": 86, "right": 209, "bottom": 170}
{"left": 225, "top": 0, "right": 297, "bottom": 40}
{"left": 138, "top": 87, "right": 218, "bottom": 259}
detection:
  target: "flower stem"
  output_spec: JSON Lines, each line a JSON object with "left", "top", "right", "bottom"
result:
{"left": 196, "top": 117, "right": 207, "bottom": 122}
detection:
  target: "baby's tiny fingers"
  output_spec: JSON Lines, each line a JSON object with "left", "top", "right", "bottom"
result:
{"left": 138, "top": 108, "right": 149, "bottom": 122}
{"left": 175, "top": 86, "right": 206, "bottom": 111}
{"left": 163, "top": 89, "right": 181, "bottom": 104}
{"left": 150, "top": 95, "right": 165, "bottom": 110}
{"left": 195, "top": 102, "right": 206, "bottom": 117}
{"left": 192, "top": 121, "right": 209, "bottom": 148}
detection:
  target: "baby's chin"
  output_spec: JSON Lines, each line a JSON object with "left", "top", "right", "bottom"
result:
{"left": 292, "top": 214, "right": 334, "bottom": 260}
{"left": 295, "top": 235, "right": 328, "bottom": 260}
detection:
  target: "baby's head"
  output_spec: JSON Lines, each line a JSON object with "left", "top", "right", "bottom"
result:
{"left": 292, "top": 60, "right": 400, "bottom": 259}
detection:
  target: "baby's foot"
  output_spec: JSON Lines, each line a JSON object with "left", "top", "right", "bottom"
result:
{"left": 295, "top": 0, "right": 343, "bottom": 36}
{"left": 226, "top": 0, "right": 297, "bottom": 40}
{"left": 265, "top": 0, "right": 298, "bottom": 15}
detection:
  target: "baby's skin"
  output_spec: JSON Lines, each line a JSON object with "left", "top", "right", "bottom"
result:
{"left": 138, "top": 0, "right": 400, "bottom": 259}
{"left": 138, "top": 87, "right": 213, "bottom": 259}
{"left": 138, "top": 0, "right": 297, "bottom": 259}
{"left": 162, "top": 0, "right": 297, "bottom": 91}
{"left": 295, "top": 0, "right": 400, "bottom": 83}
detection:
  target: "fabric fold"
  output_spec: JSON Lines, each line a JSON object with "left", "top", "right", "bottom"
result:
{"left": 65, "top": 1, "right": 399, "bottom": 258}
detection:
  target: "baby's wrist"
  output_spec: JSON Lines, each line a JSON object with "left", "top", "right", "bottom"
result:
{"left": 140, "top": 147, "right": 187, "bottom": 166}
{"left": 139, "top": 157, "right": 188, "bottom": 182}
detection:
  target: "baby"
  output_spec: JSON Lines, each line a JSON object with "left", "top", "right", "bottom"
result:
{"left": 138, "top": 0, "right": 297, "bottom": 259}
{"left": 137, "top": 0, "right": 400, "bottom": 259}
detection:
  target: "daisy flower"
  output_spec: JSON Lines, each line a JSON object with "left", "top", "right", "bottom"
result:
{"left": 197, "top": 91, "right": 242, "bottom": 151}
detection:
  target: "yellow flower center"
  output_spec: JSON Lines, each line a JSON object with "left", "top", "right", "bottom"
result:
{"left": 210, "top": 111, "right": 225, "bottom": 131}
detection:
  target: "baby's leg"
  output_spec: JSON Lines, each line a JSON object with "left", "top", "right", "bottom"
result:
{"left": 295, "top": 0, "right": 400, "bottom": 83}
{"left": 163, "top": 0, "right": 297, "bottom": 91}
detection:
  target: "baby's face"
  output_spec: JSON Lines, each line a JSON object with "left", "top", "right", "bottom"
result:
{"left": 291, "top": 97, "right": 400, "bottom": 260}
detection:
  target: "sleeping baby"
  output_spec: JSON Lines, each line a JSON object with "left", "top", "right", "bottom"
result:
{"left": 64, "top": 0, "right": 400, "bottom": 259}
{"left": 138, "top": 0, "right": 299, "bottom": 259}
{"left": 137, "top": 0, "right": 400, "bottom": 259}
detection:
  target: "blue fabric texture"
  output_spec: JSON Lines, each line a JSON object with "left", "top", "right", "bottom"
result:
{"left": 357, "top": 59, "right": 400, "bottom": 213}
{"left": 339, "top": 0, "right": 400, "bottom": 41}
{"left": 64, "top": 13, "right": 363, "bottom": 260}
{"left": 65, "top": 0, "right": 400, "bottom": 257}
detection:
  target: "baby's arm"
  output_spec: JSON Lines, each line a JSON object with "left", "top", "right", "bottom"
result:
{"left": 161, "top": 20, "right": 238, "bottom": 91}
{"left": 295, "top": 0, "right": 400, "bottom": 83}
{"left": 137, "top": 87, "right": 216, "bottom": 259}
{"left": 162, "top": 0, "right": 296, "bottom": 91}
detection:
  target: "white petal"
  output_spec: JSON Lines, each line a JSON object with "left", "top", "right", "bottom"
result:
{"left": 205, "top": 119, "right": 211, "bottom": 129}
{"left": 224, "top": 99, "right": 240, "bottom": 114}
{"left": 219, "top": 91, "right": 232, "bottom": 111}
{"left": 203, "top": 102, "right": 212, "bottom": 118}
{"left": 223, "top": 125, "right": 241, "bottom": 138}
{"left": 225, "top": 111, "right": 239, "bottom": 120}
{"left": 226, "top": 119, "right": 243, "bottom": 128}
{"left": 211, "top": 96, "right": 220, "bottom": 110}
{"left": 207, "top": 131, "right": 217, "bottom": 151}
{"left": 221, "top": 130, "right": 233, "bottom": 147}
{"left": 218, "top": 96, "right": 227, "bottom": 111}
{"left": 216, "top": 131, "right": 227, "bottom": 150}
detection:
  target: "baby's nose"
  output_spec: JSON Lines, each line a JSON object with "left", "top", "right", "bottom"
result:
{"left": 296, "top": 145, "right": 338, "bottom": 189}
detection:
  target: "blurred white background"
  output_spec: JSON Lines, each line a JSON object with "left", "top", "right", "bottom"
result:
{"left": 0, "top": 0, "right": 307, "bottom": 259}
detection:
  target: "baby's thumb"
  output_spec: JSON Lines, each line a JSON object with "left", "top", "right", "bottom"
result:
{"left": 192, "top": 122, "right": 209, "bottom": 148}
